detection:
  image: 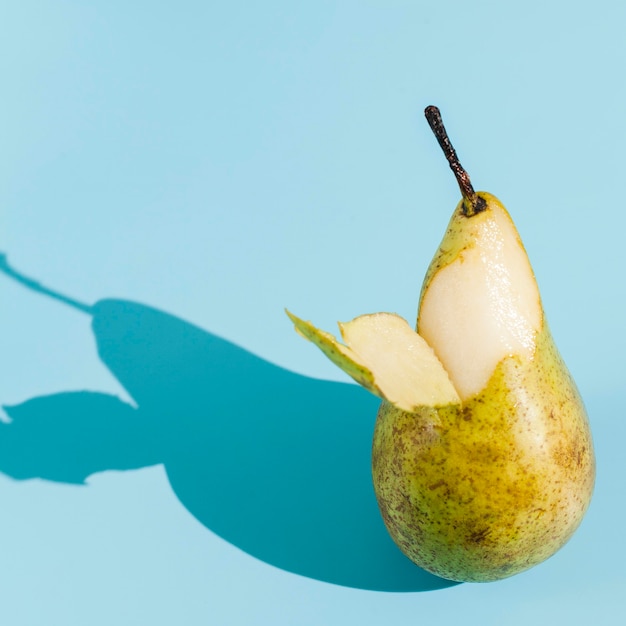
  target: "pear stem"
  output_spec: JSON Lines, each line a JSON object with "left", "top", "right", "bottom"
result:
{"left": 424, "top": 106, "right": 486, "bottom": 217}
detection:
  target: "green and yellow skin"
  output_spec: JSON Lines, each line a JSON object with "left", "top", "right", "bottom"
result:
{"left": 287, "top": 108, "right": 595, "bottom": 582}
{"left": 373, "top": 330, "right": 594, "bottom": 582}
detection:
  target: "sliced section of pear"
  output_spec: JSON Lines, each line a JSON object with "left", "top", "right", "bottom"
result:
{"left": 286, "top": 310, "right": 460, "bottom": 411}
{"left": 418, "top": 192, "right": 542, "bottom": 401}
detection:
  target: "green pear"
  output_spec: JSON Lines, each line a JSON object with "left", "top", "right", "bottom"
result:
{"left": 287, "top": 106, "right": 595, "bottom": 582}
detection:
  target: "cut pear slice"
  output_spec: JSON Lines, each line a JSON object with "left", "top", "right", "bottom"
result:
{"left": 286, "top": 310, "right": 460, "bottom": 411}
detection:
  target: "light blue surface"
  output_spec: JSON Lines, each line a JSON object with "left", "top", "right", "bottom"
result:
{"left": 1, "top": 2, "right": 624, "bottom": 624}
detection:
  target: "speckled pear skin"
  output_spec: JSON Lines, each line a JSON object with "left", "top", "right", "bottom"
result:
{"left": 372, "top": 195, "right": 595, "bottom": 582}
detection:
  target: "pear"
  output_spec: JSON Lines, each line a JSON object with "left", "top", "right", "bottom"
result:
{"left": 287, "top": 106, "right": 595, "bottom": 582}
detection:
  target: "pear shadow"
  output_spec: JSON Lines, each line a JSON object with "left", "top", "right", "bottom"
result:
{"left": 0, "top": 254, "right": 458, "bottom": 592}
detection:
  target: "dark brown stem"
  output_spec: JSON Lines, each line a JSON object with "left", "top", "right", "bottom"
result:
{"left": 424, "top": 105, "right": 486, "bottom": 217}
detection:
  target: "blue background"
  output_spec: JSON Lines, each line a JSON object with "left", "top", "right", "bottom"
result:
{"left": 1, "top": 1, "right": 624, "bottom": 623}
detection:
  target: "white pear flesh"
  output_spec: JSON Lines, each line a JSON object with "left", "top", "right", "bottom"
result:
{"left": 418, "top": 194, "right": 542, "bottom": 401}
{"left": 286, "top": 311, "right": 459, "bottom": 411}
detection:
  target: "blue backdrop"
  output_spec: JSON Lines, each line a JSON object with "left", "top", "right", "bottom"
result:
{"left": 1, "top": 2, "right": 624, "bottom": 624}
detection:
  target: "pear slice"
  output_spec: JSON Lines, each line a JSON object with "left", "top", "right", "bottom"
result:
{"left": 287, "top": 310, "right": 460, "bottom": 411}
{"left": 418, "top": 192, "right": 542, "bottom": 400}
